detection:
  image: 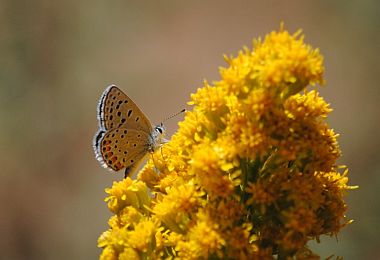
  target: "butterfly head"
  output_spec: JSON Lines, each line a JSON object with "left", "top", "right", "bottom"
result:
{"left": 148, "top": 123, "right": 167, "bottom": 152}
{"left": 154, "top": 123, "right": 166, "bottom": 138}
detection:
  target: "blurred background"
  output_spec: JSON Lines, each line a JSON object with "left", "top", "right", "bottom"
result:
{"left": 0, "top": 0, "right": 379, "bottom": 259}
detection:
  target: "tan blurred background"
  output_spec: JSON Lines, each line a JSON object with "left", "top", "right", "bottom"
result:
{"left": 0, "top": 1, "right": 379, "bottom": 259}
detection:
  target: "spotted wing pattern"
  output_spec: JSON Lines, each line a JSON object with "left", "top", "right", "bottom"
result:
{"left": 97, "top": 85, "right": 152, "bottom": 132}
{"left": 97, "top": 128, "right": 150, "bottom": 171}
{"left": 93, "top": 85, "right": 160, "bottom": 175}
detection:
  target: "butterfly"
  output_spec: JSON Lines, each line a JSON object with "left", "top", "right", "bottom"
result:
{"left": 93, "top": 85, "right": 167, "bottom": 178}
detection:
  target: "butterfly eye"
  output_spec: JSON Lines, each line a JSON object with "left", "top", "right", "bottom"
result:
{"left": 155, "top": 126, "right": 164, "bottom": 134}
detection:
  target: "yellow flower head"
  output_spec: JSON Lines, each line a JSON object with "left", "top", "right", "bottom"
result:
{"left": 175, "top": 209, "right": 226, "bottom": 259}
{"left": 105, "top": 177, "right": 150, "bottom": 214}
{"left": 153, "top": 181, "right": 203, "bottom": 233}
{"left": 98, "top": 25, "right": 355, "bottom": 259}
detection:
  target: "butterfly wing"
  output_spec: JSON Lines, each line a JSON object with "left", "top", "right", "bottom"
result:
{"left": 97, "top": 85, "right": 152, "bottom": 133}
{"left": 96, "top": 128, "right": 150, "bottom": 172}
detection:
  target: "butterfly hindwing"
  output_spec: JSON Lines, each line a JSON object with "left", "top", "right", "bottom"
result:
{"left": 97, "top": 85, "right": 152, "bottom": 133}
{"left": 98, "top": 128, "right": 150, "bottom": 171}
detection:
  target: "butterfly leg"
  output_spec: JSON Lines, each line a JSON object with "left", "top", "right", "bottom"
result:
{"left": 160, "top": 146, "right": 165, "bottom": 160}
{"left": 124, "top": 166, "right": 134, "bottom": 178}
{"left": 151, "top": 153, "right": 158, "bottom": 172}
{"left": 160, "top": 146, "right": 168, "bottom": 170}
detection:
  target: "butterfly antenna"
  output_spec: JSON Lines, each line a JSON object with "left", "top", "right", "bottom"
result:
{"left": 161, "top": 108, "right": 186, "bottom": 123}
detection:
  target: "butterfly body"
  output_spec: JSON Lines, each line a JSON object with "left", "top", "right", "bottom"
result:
{"left": 93, "top": 85, "right": 166, "bottom": 176}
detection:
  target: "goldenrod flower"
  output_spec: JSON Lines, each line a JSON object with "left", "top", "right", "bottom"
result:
{"left": 153, "top": 181, "right": 203, "bottom": 234}
{"left": 97, "top": 25, "right": 355, "bottom": 259}
{"left": 104, "top": 177, "right": 150, "bottom": 214}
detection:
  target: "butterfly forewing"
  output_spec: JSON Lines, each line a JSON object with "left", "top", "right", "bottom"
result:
{"left": 98, "top": 85, "right": 152, "bottom": 133}
{"left": 99, "top": 128, "right": 150, "bottom": 171}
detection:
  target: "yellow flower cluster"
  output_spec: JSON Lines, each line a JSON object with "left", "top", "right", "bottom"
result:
{"left": 98, "top": 26, "right": 355, "bottom": 259}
